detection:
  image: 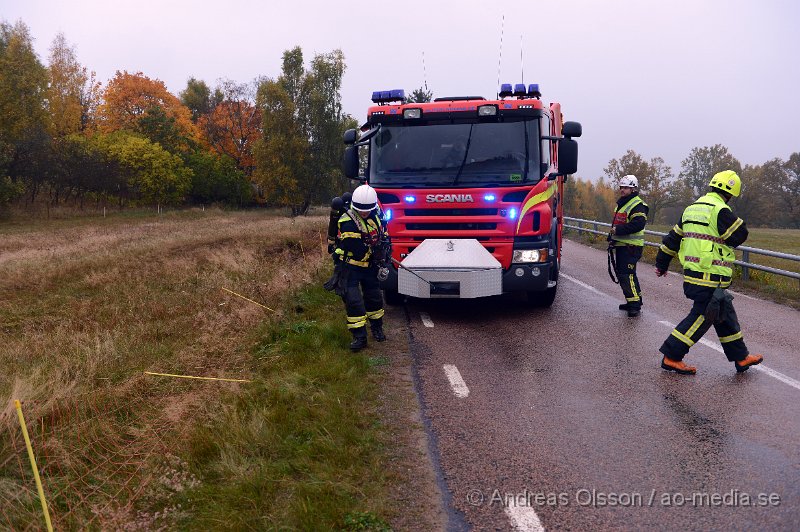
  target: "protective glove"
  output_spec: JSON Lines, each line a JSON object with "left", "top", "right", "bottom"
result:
{"left": 704, "top": 287, "right": 734, "bottom": 324}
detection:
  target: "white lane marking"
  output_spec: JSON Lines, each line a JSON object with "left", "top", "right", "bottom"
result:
{"left": 505, "top": 503, "right": 545, "bottom": 532}
{"left": 420, "top": 312, "right": 434, "bottom": 327}
{"left": 442, "top": 364, "right": 469, "bottom": 398}
{"left": 560, "top": 273, "right": 612, "bottom": 299}
{"left": 658, "top": 320, "right": 800, "bottom": 391}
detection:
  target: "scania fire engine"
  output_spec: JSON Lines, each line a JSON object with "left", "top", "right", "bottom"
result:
{"left": 342, "top": 83, "right": 581, "bottom": 306}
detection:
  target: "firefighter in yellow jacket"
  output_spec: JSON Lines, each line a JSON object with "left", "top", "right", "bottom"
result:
{"left": 654, "top": 170, "right": 763, "bottom": 374}
{"left": 332, "top": 184, "right": 388, "bottom": 351}
{"left": 609, "top": 175, "right": 649, "bottom": 317}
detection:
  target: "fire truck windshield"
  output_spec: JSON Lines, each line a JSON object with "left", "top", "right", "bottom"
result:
{"left": 369, "top": 120, "right": 541, "bottom": 187}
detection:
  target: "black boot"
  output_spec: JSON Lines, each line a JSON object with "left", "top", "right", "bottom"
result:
{"left": 370, "top": 319, "right": 386, "bottom": 342}
{"left": 619, "top": 303, "right": 631, "bottom": 311}
{"left": 350, "top": 327, "right": 368, "bottom": 351}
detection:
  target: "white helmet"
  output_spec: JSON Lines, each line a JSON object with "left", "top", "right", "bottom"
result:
{"left": 351, "top": 184, "right": 378, "bottom": 212}
{"left": 618, "top": 175, "right": 639, "bottom": 188}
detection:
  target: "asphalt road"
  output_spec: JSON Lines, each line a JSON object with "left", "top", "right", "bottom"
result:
{"left": 403, "top": 238, "right": 799, "bottom": 531}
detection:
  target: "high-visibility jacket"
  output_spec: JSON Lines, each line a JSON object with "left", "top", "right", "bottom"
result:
{"left": 678, "top": 192, "right": 739, "bottom": 278}
{"left": 334, "top": 209, "right": 385, "bottom": 268}
{"left": 611, "top": 195, "right": 648, "bottom": 247}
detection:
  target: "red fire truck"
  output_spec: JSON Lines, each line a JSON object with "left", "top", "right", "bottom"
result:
{"left": 343, "top": 84, "right": 581, "bottom": 306}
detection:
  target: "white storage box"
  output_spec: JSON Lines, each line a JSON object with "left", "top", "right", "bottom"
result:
{"left": 398, "top": 239, "right": 502, "bottom": 298}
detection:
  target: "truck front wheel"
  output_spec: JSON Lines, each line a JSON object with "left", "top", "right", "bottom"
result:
{"left": 527, "top": 283, "right": 557, "bottom": 307}
{"left": 526, "top": 259, "right": 559, "bottom": 307}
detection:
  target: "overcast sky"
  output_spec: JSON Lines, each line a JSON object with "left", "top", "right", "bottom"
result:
{"left": 3, "top": 0, "right": 799, "bottom": 181}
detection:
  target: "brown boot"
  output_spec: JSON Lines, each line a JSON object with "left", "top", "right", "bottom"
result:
{"left": 735, "top": 354, "right": 764, "bottom": 373}
{"left": 661, "top": 356, "right": 697, "bottom": 375}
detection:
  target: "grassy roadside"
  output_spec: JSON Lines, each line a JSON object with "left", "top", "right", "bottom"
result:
{"left": 176, "top": 283, "right": 392, "bottom": 530}
{"left": 0, "top": 209, "right": 402, "bottom": 529}
{"left": 565, "top": 226, "right": 800, "bottom": 308}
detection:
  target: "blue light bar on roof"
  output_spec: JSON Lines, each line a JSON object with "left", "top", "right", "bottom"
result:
{"left": 514, "top": 83, "right": 526, "bottom": 96}
{"left": 371, "top": 89, "right": 406, "bottom": 104}
{"left": 528, "top": 83, "right": 541, "bottom": 98}
{"left": 499, "top": 83, "right": 513, "bottom": 97}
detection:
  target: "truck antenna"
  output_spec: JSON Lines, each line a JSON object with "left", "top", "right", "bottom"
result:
{"left": 422, "top": 50, "right": 428, "bottom": 93}
{"left": 520, "top": 35, "right": 524, "bottom": 84}
{"left": 496, "top": 14, "right": 505, "bottom": 99}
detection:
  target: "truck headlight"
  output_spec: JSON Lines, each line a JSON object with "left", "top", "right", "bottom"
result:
{"left": 513, "top": 249, "right": 548, "bottom": 263}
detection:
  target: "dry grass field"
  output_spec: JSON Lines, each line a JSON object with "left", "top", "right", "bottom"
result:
{"left": 0, "top": 208, "right": 402, "bottom": 529}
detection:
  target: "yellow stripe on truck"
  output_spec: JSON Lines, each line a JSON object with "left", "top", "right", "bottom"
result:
{"left": 516, "top": 181, "right": 557, "bottom": 232}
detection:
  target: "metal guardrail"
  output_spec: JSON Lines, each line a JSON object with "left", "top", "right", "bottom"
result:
{"left": 564, "top": 216, "right": 800, "bottom": 282}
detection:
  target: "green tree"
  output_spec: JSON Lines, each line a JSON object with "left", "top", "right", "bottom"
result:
{"left": 254, "top": 46, "right": 351, "bottom": 214}
{"left": 254, "top": 78, "right": 308, "bottom": 209}
{"left": 97, "top": 132, "right": 191, "bottom": 205}
{"left": 405, "top": 87, "right": 433, "bottom": 103}
{"left": 137, "top": 105, "right": 194, "bottom": 155}
{"left": 185, "top": 150, "right": 252, "bottom": 205}
{"left": 678, "top": 144, "right": 741, "bottom": 201}
{"left": 180, "top": 77, "right": 222, "bottom": 122}
{"left": 0, "top": 20, "right": 49, "bottom": 201}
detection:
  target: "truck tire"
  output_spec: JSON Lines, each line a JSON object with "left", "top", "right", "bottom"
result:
{"left": 526, "top": 258, "right": 559, "bottom": 307}
{"left": 383, "top": 289, "right": 405, "bottom": 306}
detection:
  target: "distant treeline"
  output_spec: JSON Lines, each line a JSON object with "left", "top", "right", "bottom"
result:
{"left": 566, "top": 147, "right": 800, "bottom": 228}
{"left": 0, "top": 20, "right": 356, "bottom": 214}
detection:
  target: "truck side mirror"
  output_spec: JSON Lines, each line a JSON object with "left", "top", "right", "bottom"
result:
{"left": 343, "top": 146, "right": 359, "bottom": 179}
{"left": 343, "top": 128, "right": 357, "bottom": 145}
{"left": 562, "top": 121, "right": 582, "bottom": 138}
{"left": 558, "top": 138, "right": 578, "bottom": 175}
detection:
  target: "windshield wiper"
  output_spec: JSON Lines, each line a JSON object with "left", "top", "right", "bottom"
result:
{"left": 451, "top": 124, "right": 474, "bottom": 186}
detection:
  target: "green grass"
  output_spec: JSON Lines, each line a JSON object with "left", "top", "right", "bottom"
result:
{"left": 174, "top": 282, "right": 392, "bottom": 530}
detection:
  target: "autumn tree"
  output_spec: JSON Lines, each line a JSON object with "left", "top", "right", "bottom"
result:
{"left": 47, "top": 33, "right": 87, "bottom": 138}
{"left": 98, "top": 71, "right": 198, "bottom": 151}
{"left": 604, "top": 149, "right": 678, "bottom": 223}
{"left": 198, "top": 80, "right": 261, "bottom": 176}
{"left": 564, "top": 177, "right": 616, "bottom": 221}
{"left": 254, "top": 46, "right": 351, "bottom": 214}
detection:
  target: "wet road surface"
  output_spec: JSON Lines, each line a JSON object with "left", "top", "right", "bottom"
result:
{"left": 403, "top": 239, "right": 799, "bottom": 531}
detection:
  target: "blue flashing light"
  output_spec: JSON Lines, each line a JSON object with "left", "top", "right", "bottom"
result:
{"left": 499, "top": 83, "right": 513, "bottom": 97}
{"left": 514, "top": 83, "right": 526, "bottom": 96}
{"left": 528, "top": 83, "right": 541, "bottom": 98}
{"left": 509, "top": 208, "right": 518, "bottom": 220}
{"left": 385, "top": 208, "right": 393, "bottom": 221}
{"left": 484, "top": 193, "right": 496, "bottom": 202}
{"left": 380, "top": 90, "right": 391, "bottom": 100}
{"left": 390, "top": 89, "right": 405, "bottom": 100}
{"left": 404, "top": 195, "right": 416, "bottom": 203}
{"left": 371, "top": 91, "right": 382, "bottom": 103}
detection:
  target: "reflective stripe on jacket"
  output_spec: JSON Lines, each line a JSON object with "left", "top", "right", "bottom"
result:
{"left": 678, "top": 193, "right": 735, "bottom": 278}
{"left": 334, "top": 209, "right": 383, "bottom": 268}
{"left": 611, "top": 195, "right": 647, "bottom": 247}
